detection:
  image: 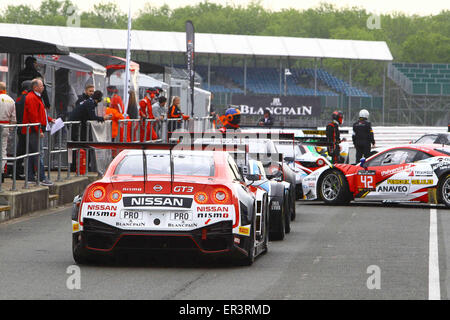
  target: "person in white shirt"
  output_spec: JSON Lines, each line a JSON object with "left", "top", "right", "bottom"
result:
{"left": 0, "top": 82, "right": 16, "bottom": 176}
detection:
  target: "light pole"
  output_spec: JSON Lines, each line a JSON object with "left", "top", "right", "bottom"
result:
{"left": 284, "top": 68, "right": 292, "bottom": 96}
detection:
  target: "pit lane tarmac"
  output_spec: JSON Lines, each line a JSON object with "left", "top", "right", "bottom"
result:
{"left": 0, "top": 202, "right": 448, "bottom": 299}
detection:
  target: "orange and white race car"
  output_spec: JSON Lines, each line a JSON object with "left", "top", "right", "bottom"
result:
{"left": 70, "top": 142, "right": 269, "bottom": 266}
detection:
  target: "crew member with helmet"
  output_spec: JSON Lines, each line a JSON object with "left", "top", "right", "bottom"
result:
{"left": 352, "top": 109, "right": 375, "bottom": 162}
{"left": 138, "top": 87, "right": 157, "bottom": 141}
{"left": 219, "top": 107, "right": 241, "bottom": 133}
{"left": 326, "top": 110, "right": 344, "bottom": 164}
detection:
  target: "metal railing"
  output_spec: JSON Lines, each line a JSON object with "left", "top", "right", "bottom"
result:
{"left": 0, "top": 123, "right": 44, "bottom": 192}
{"left": 0, "top": 117, "right": 213, "bottom": 192}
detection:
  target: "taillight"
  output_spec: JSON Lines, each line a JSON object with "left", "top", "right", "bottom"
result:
{"left": 109, "top": 190, "right": 122, "bottom": 203}
{"left": 194, "top": 191, "right": 208, "bottom": 204}
{"left": 89, "top": 186, "right": 106, "bottom": 202}
{"left": 212, "top": 188, "right": 230, "bottom": 204}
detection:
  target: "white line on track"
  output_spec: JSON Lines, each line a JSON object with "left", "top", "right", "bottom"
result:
{"left": 429, "top": 207, "right": 440, "bottom": 300}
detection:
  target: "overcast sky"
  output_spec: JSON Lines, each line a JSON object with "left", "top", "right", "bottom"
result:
{"left": 0, "top": 0, "right": 448, "bottom": 16}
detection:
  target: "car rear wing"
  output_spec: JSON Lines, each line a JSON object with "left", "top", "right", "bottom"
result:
{"left": 169, "top": 131, "right": 296, "bottom": 143}
{"left": 67, "top": 141, "right": 248, "bottom": 152}
{"left": 67, "top": 141, "right": 249, "bottom": 193}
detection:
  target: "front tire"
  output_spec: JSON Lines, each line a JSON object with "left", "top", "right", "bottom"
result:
{"left": 438, "top": 173, "right": 450, "bottom": 208}
{"left": 318, "top": 170, "right": 351, "bottom": 205}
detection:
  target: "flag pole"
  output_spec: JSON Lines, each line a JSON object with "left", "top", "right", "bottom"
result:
{"left": 123, "top": 1, "right": 132, "bottom": 115}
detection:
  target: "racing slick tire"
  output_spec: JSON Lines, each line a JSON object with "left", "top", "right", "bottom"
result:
{"left": 318, "top": 169, "right": 351, "bottom": 205}
{"left": 438, "top": 173, "right": 450, "bottom": 208}
{"left": 269, "top": 197, "right": 286, "bottom": 241}
{"left": 285, "top": 191, "right": 291, "bottom": 234}
{"left": 289, "top": 186, "right": 296, "bottom": 222}
{"left": 72, "top": 233, "right": 92, "bottom": 265}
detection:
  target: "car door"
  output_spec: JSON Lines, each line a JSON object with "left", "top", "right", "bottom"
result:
{"left": 361, "top": 148, "right": 422, "bottom": 201}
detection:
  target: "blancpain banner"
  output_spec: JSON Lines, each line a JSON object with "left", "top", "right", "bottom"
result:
{"left": 232, "top": 95, "right": 321, "bottom": 117}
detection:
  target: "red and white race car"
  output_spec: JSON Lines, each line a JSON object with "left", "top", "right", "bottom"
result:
{"left": 302, "top": 144, "right": 450, "bottom": 207}
{"left": 70, "top": 143, "right": 269, "bottom": 265}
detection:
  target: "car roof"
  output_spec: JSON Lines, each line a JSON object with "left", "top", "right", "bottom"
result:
{"left": 367, "top": 144, "right": 450, "bottom": 160}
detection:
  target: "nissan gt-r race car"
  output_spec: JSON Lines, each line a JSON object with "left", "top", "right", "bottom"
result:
{"left": 69, "top": 142, "right": 269, "bottom": 266}
{"left": 302, "top": 144, "right": 450, "bottom": 207}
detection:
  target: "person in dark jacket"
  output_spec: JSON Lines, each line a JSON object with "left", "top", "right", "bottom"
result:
{"left": 69, "top": 90, "right": 112, "bottom": 172}
{"left": 352, "top": 109, "right": 375, "bottom": 162}
{"left": 69, "top": 90, "right": 111, "bottom": 141}
{"left": 258, "top": 110, "right": 274, "bottom": 126}
{"left": 326, "top": 110, "right": 343, "bottom": 164}
{"left": 18, "top": 57, "right": 51, "bottom": 108}
{"left": 75, "top": 84, "right": 95, "bottom": 109}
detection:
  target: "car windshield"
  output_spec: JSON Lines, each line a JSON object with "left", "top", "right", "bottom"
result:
{"left": 415, "top": 135, "right": 438, "bottom": 144}
{"left": 114, "top": 153, "right": 215, "bottom": 177}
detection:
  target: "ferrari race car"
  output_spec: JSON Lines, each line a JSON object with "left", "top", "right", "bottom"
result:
{"left": 241, "top": 159, "right": 292, "bottom": 240}
{"left": 70, "top": 143, "right": 269, "bottom": 266}
{"left": 302, "top": 144, "right": 450, "bottom": 207}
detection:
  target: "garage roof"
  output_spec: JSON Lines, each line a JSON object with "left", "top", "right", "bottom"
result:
{"left": 0, "top": 23, "right": 393, "bottom": 61}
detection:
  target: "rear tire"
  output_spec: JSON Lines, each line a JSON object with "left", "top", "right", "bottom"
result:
{"left": 269, "top": 198, "right": 286, "bottom": 241}
{"left": 72, "top": 233, "right": 91, "bottom": 265}
{"left": 438, "top": 173, "right": 450, "bottom": 208}
{"left": 285, "top": 192, "right": 291, "bottom": 234}
{"left": 318, "top": 170, "right": 351, "bottom": 205}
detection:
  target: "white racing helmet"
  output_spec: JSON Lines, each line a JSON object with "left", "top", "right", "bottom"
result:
{"left": 359, "top": 109, "right": 369, "bottom": 119}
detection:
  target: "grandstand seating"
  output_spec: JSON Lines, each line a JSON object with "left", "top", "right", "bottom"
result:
{"left": 193, "top": 65, "right": 370, "bottom": 97}
{"left": 392, "top": 63, "right": 450, "bottom": 95}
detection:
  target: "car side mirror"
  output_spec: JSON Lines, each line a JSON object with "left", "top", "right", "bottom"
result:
{"left": 284, "top": 157, "right": 295, "bottom": 162}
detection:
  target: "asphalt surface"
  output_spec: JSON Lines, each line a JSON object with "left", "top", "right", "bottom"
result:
{"left": 0, "top": 201, "right": 448, "bottom": 300}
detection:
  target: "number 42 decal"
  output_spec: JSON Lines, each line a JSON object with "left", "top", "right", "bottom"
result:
{"left": 357, "top": 170, "right": 376, "bottom": 191}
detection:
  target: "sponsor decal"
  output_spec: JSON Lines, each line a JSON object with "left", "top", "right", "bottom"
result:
{"left": 72, "top": 223, "right": 79, "bottom": 232}
{"left": 387, "top": 179, "right": 409, "bottom": 185}
{"left": 381, "top": 165, "right": 414, "bottom": 177}
{"left": 86, "top": 211, "right": 117, "bottom": 217}
{"left": 413, "top": 170, "right": 433, "bottom": 177}
{"left": 116, "top": 221, "right": 146, "bottom": 227}
{"left": 167, "top": 222, "right": 198, "bottom": 228}
{"left": 87, "top": 204, "right": 117, "bottom": 211}
{"left": 173, "top": 186, "right": 194, "bottom": 193}
{"left": 122, "top": 187, "right": 142, "bottom": 192}
{"left": 239, "top": 226, "right": 250, "bottom": 236}
{"left": 123, "top": 196, "right": 193, "bottom": 208}
{"left": 377, "top": 185, "right": 408, "bottom": 193}
{"left": 196, "top": 206, "right": 230, "bottom": 219}
{"left": 153, "top": 185, "right": 163, "bottom": 192}
{"left": 358, "top": 170, "right": 376, "bottom": 176}
{"left": 411, "top": 179, "right": 434, "bottom": 185}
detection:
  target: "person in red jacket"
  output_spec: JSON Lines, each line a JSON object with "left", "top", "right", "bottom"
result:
{"left": 138, "top": 88, "right": 157, "bottom": 141}
{"left": 22, "top": 78, "right": 54, "bottom": 186}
